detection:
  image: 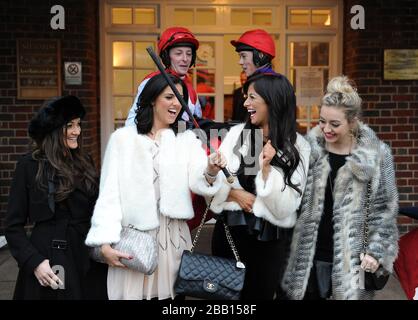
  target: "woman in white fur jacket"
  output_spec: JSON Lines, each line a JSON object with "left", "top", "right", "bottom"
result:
{"left": 85, "top": 74, "right": 226, "bottom": 300}
{"left": 210, "top": 72, "right": 311, "bottom": 300}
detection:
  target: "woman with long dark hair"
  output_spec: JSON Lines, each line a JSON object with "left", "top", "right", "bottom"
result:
{"left": 6, "top": 96, "right": 107, "bottom": 299}
{"left": 86, "top": 73, "right": 226, "bottom": 300}
{"left": 210, "top": 72, "right": 311, "bottom": 299}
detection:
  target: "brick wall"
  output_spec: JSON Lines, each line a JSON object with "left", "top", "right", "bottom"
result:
{"left": 344, "top": 0, "right": 418, "bottom": 233}
{"left": 0, "top": 0, "right": 100, "bottom": 233}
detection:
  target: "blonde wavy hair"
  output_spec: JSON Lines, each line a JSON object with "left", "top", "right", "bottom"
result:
{"left": 321, "top": 75, "right": 362, "bottom": 123}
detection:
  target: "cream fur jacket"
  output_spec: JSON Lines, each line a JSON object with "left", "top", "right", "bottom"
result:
{"left": 209, "top": 124, "right": 311, "bottom": 228}
{"left": 85, "top": 126, "right": 222, "bottom": 247}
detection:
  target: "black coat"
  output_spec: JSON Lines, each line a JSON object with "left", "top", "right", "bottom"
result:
{"left": 231, "top": 87, "right": 247, "bottom": 122}
{"left": 5, "top": 153, "right": 107, "bottom": 300}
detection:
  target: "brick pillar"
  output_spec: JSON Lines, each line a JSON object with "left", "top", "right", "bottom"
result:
{"left": 344, "top": 0, "right": 418, "bottom": 233}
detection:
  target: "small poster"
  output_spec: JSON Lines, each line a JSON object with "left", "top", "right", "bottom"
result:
{"left": 17, "top": 39, "right": 61, "bottom": 99}
{"left": 64, "top": 62, "right": 82, "bottom": 85}
{"left": 296, "top": 68, "right": 324, "bottom": 106}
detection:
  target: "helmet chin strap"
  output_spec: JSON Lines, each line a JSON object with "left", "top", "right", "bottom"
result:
{"left": 253, "top": 50, "right": 272, "bottom": 68}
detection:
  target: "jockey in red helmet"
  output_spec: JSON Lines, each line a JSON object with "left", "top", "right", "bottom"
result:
{"left": 231, "top": 29, "right": 277, "bottom": 77}
{"left": 125, "top": 27, "right": 202, "bottom": 125}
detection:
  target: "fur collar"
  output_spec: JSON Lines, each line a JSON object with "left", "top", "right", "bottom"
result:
{"left": 306, "top": 122, "right": 382, "bottom": 182}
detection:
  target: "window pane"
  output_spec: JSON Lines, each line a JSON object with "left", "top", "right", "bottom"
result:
{"left": 114, "top": 96, "right": 134, "bottom": 120}
{"left": 231, "top": 9, "right": 251, "bottom": 25}
{"left": 297, "top": 105, "right": 308, "bottom": 120}
{"left": 135, "top": 41, "right": 155, "bottom": 68}
{"left": 289, "top": 9, "right": 309, "bottom": 26}
{"left": 290, "top": 68, "right": 296, "bottom": 89}
{"left": 197, "top": 69, "right": 215, "bottom": 93}
{"left": 200, "top": 96, "right": 215, "bottom": 120}
{"left": 311, "top": 42, "right": 329, "bottom": 66}
{"left": 134, "top": 8, "right": 155, "bottom": 25}
{"left": 113, "top": 42, "right": 133, "bottom": 67}
{"left": 196, "top": 8, "right": 216, "bottom": 25}
{"left": 135, "top": 69, "right": 153, "bottom": 88}
{"left": 323, "top": 68, "right": 329, "bottom": 93}
{"left": 253, "top": 9, "right": 272, "bottom": 26}
{"left": 290, "top": 42, "right": 308, "bottom": 66}
{"left": 113, "top": 70, "right": 133, "bottom": 95}
{"left": 112, "top": 8, "right": 132, "bottom": 25}
{"left": 196, "top": 42, "right": 215, "bottom": 68}
{"left": 312, "top": 9, "right": 331, "bottom": 26}
{"left": 311, "top": 104, "right": 320, "bottom": 120}
{"left": 297, "top": 120, "right": 309, "bottom": 134}
{"left": 174, "top": 9, "right": 194, "bottom": 25}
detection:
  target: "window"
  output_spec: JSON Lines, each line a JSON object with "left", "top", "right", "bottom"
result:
{"left": 230, "top": 8, "right": 273, "bottom": 26}
{"left": 112, "top": 40, "right": 157, "bottom": 129}
{"left": 288, "top": 8, "right": 332, "bottom": 28}
{"left": 289, "top": 40, "right": 331, "bottom": 134}
{"left": 174, "top": 7, "right": 217, "bottom": 26}
{"left": 111, "top": 6, "right": 157, "bottom": 26}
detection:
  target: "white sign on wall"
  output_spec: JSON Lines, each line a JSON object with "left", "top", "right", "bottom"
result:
{"left": 296, "top": 68, "right": 323, "bottom": 106}
{"left": 64, "top": 62, "right": 82, "bottom": 85}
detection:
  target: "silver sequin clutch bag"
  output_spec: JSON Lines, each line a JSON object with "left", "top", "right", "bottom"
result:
{"left": 90, "top": 225, "right": 158, "bottom": 275}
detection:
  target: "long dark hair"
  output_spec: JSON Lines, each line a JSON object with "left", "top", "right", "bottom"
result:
{"left": 135, "top": 73, "right": 188, "bottom": 135}
{"left": 233, "top": 72, "right": 302, "bottom": 195}
{"left": 32, "top": 123, "right": 98, "bottom": 202}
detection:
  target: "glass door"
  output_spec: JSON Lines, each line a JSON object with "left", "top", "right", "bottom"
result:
{"left": 287, "top": 35, "right": 336, "bottom": 134}
{"left": 190, "top": 36, "right": 224, "bottom": 121}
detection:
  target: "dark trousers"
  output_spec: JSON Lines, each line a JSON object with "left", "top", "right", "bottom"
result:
{"left": 211, "top": 221, "right": 291, "bottom": 300}
{"left": 303, "top": 263, "right": 331, "bottom": 300}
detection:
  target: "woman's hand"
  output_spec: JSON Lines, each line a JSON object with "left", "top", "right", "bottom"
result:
{"left": 227, "top": 189, "right": 256, "bottom": 213}
{"left": 259, "top": 140, "right": 276, "bottom": 181}
{"left": 101, "top": 244, "right": 132, "bottom": 268}
{"left": 360, "top": 253, "right": 380, "bottom": 273}
{"left": 207, "top": 151, "right": 227, "bottom": 176}
{"left": 34, "top": 259, "right": 64, "bottom": 289}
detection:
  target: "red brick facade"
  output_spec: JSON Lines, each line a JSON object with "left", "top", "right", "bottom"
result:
{"left": 344, "top": 0, "right": 418, "bottom": 233}
{"left": 0, "top": 0, "right": 100, "bottom": 230}
{"left": 0, "top": 0, "right": 417, "bottom": 233}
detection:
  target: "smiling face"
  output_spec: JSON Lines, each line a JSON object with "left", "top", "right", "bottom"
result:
{"left": 169, "top": 46, "right": 193, "bottom": 76}
{"left": 319, "top": 105, "right": 353, "bottom": 145}
{"left": 63, "top": 118, "right": 81, "bottom": 149}
{"left": 152, "top": 84, "right": 183, "bottom": 129}
{"left": 244, "top": 83, "right": 269, "bottom": 128}
{"left": 238, "top": 51, "right": 257, "bottom": 77}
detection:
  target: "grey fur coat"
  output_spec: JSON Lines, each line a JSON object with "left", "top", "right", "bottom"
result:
{"left": 282, "top": 122, "right": 399, "bottom": 300}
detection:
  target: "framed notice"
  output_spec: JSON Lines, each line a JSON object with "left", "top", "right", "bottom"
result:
{"left": 17, "top": 39, "right": 62, "bottom": 99}
{"left": 383, "top": 49, "right": 418, "bottom": 80}
{"left": 296, "top": 68, "right": 324, "bottom": 106}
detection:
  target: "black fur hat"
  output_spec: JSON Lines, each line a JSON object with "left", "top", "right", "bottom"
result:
{"left": 28, "top": 95, "right": 86, "bottom": 143}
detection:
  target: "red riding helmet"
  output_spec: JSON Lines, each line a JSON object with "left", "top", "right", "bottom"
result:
{"left": 158, "top": 27, "right": 199, "bottom": 68}
{"left": 231, "top": 29, "right": 275, "bottom": 67}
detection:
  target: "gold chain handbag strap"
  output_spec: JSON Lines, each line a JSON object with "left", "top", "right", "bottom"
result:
{"left": 191, "top": 197, "right": 242, "bottom": 263}
{"left": 362, "top": 181, "right": 372, "bottom": 253}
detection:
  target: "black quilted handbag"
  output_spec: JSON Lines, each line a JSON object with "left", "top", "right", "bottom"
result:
{"left": 364, "top": 267, "right": 390, "bottom": 290}
{"left": 174, "top": 198, "right": 246, "bottom": 300}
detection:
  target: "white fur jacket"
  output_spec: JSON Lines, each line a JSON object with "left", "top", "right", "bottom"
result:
{"left": 85, "top": 126, "right": 222, "bottom": 247}
{"left": 209, "top": 124, "right": 311, "bottom": 228}
{"left": 282, "top": 122, "right": 399, "bottom": 300}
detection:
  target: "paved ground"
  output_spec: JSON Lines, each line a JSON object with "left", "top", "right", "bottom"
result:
{"left": 0, "top": 225, "right": 407, "bottom": 300}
